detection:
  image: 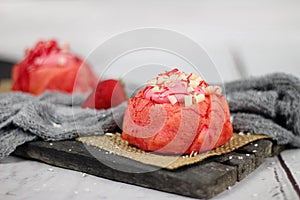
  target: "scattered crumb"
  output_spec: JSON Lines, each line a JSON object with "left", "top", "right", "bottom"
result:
{"left": 47, "top": 168, "right": 54, "bottom": 172}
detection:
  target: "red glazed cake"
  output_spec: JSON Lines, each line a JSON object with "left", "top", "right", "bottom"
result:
{"left": 122, "top": 69, "right": 233, "bottom": 154}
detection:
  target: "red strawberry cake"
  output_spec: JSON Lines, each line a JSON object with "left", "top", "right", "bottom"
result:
{"left": 122, "top": 68, "right": 233, "bottom": 154}
{"left": 12, "top": 40, "right": 97, "bottom": 95}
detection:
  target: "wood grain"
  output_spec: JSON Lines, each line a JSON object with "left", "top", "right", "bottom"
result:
{"left": 13, "top": 138, "right": 282, "bottom": 199}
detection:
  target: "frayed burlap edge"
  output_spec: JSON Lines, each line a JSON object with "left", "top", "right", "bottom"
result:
{"left": 76, "top": 133, "right": 270, "bottom": 170}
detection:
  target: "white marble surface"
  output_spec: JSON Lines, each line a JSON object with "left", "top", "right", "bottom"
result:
{"left": 1, "top": 150, "right": 300, "bottom": 200}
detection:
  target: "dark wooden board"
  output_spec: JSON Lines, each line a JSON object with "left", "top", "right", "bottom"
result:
{"left": 13, "top": 139, "right": 280, "bottom": 199}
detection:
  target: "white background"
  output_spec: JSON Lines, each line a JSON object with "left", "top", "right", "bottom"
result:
{"left": 0, "top": 0, "right": 300, "bottom": 83}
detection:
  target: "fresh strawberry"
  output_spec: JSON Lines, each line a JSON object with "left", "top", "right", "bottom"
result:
{"left": 12, "top": 39, "right": 98, "bottom": 95}
{"left": 82, "top": 79, "right": 127, "bottom": 110}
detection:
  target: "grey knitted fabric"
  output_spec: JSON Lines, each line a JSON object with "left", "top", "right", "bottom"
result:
{"left": 0, "top": 91, "right": 127, "bottom": 159}
{"left": 0, "top": 72, "right": 299, "bottom": 160}
{"left": 226, "top": 73, "right": 300, "bottom": 147}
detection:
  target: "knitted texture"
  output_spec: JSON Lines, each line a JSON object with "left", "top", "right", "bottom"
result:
{"left": 0, "top": 91, "right": 127, "bottom": 159}
{"left": 226, "top": 73, "right": 300, "bottom": 147}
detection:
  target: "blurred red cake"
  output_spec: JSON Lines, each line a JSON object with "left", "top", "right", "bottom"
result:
{"left": 122, "top": 68, "right": 233, "bottom": 154}
{"left": 12, "top": 40, "right": 97, "bottom": 95}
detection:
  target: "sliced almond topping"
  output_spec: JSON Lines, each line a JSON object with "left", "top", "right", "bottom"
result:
{"left": 184, "top": 95, "right": 193, "bottom": 107}
{"left": 168, "top": 95, "right": 178, "bottom": 105}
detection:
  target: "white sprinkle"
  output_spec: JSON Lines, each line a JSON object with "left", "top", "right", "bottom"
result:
{"left": 252, "top": 150, "right": 257, "bottom": 153}
{"left": 187, "top": 86, "right": 194, "bottom": 93}
{"left": 169, "top": 74, "right": 178, "bottom": 82}
{"left": 151, "top": 86, "right": 161, "bottom": 93}
{"left": 49, "top": 143, "right": 53, "bottom": 146}
{"left": 230, "top": 116, "right": 233, "bottom": 123}
{"left": 205, "top": 86, "right": 215, "bottom": 94}
{"left": 189, "top": 73, "right": 198, "bottom": 80}
{"left": 82, "top": 173, "right": 87, "bottom": 177}
{"left": 105, "top": 152, "right": 109, "bottom": 154}
{"left": 68, "top": 149, "right": 72, "bottom": 152}
{"left": 178, "top": 74, "right": 187, "bottom": 81}
{"left": 35, "top": 58, "right": 42, "bottom": 64}
{"left": 62, "top": 43, "right": 70, "bottom": 53}
{"left": 105, "top": 133, "right": 114, "bottom": 136}
{"left": 215, "top": 86, "right": 222, "bottom": 94}
{"left": 189, "top": 79, "right": 200, "bottom": 88}
{"left": 247, "top": 133, "right": 252, "bottom": 135}
{"left": 147, "top": 79, "right": 156, "bottom": 86}
{"left": 168, "top": 95, "right": 178, "bottom": 105}
{"left": 246, "top": 154, "right": 250, "bottom": 157}
{"left": 157, "top": 76, "right": 166, "bottom": 84}
{"left": 238, "top": 132, "right": 244, "bottom": 135}
{"left": 254, "top": 143, "right": 258, "bottom": 147}
{"left": 48, "top": 168, "right": 54, "bottom": 172}
{"left": 184, "top": 95, "right": 193, "bottom": 107}
{"left": 189, "top": 151, "right": 195, "bottom": 157}
{"left": 227, "top": 186, "right": 232, "bottom": 190}
{"left": 238, "top": 156, "right": 243, "bottom": 160}
{"left": 52, "top": 122, "right": 61, "bottom": 128}
{"left": 58, "top": 56, "right": 67, "bottom": 66}
{"left": 229, "top": 156, "right": 233, "bottom": 160}
{"left": 195, "top": 94, "right": 205, "bottom": 103}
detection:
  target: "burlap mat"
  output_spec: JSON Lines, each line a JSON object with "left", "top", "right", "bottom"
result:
{"left": 76, "top": 133, "right": 270, "bottom": 170}
{"left": 0, "top": 79, "right": 11, "bottom": 93}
